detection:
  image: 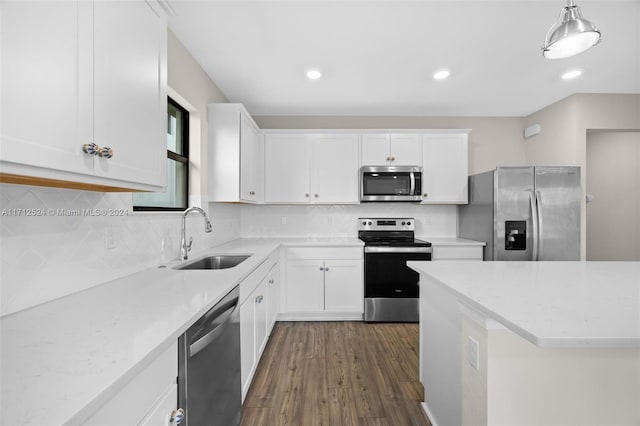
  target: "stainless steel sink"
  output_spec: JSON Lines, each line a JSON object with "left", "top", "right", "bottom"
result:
{"left": 177, "top": 255, "right": 250, "bottom": 270}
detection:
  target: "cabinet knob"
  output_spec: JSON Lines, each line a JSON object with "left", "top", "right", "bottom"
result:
{"left": 319, "top": 267, "right": 324, "bottom": 271}
{"left": 99, "top": 146, "right": 113, "bottom": 159}
{"left": 82, "top": 143, "right": 99, "bottom": 156}
{"left": 83, "top": 143, "right": 113, "bottom": 159}
{"left": 170, "top": 408, "right": 185, "bottom": 425}
{"left": 423, "top": 193, "right": 428, "bottom": 198}
{"left": 314, "top": 194, "right": 319, "bottom": 198}
{"left": 269, "top": 279, "right": 274, "bottom": 284}
{"left": 390, "top": 156, "right": 396, "bottom": 161}
{"left": 325, "top": 267, "right": 330, "bottom": 272}
{"left": 386, "top": 156, "right": 391, "bottom": 161}
{"left": 305, "top": 193, "right": 310, "bottom": 198}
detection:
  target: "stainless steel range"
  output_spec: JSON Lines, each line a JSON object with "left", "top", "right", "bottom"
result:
{"left": 358, "top": 218, "right": 432, "bottom": 322}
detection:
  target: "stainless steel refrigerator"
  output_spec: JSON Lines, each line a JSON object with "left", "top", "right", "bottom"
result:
{"left": 458, "top": 166, "right": 581, "bottom": 261}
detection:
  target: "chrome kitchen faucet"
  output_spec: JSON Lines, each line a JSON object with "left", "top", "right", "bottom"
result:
{"left": 180, "top": 206, "right": 213, "bottom": 260}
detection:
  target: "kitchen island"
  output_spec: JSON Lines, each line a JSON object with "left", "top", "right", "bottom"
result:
{"left": 408, "top": 261, "right": 640, "bottom": 426}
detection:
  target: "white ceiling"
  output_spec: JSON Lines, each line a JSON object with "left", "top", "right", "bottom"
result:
{"left": 168, "top": 0, "right": 640, "bottom": 117}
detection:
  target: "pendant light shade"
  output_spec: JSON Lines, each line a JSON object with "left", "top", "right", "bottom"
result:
{"left": 542, "top": 0, "right": 601, "bottom": 59}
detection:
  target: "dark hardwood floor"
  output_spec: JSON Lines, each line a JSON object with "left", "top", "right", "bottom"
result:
{"left": 241, "top": 321, "right": 431, "bottom": 426}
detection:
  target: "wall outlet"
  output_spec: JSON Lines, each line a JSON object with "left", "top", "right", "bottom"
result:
{"left": 468, "top": 336, "right": 479, "bottom": 371}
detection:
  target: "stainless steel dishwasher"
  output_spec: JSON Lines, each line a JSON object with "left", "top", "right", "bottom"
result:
{"left": 178, "top": 285, "right": 241, "bottom": 425}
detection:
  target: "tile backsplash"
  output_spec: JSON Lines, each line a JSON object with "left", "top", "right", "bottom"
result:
{"left": 240, "top": 203, "right": 457, "bottom": 238}
{"left": 0, "top": 184, "right": 240, "bottom": 316}
{"left": 1, "top": 183, "right": 457, "bottom": 316}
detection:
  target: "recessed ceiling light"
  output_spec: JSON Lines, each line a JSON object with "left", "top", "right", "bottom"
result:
{"left": 433, "top": 69, "right": 451, "bottom": 80}
{"left": 306, "top": 69, "right": 322, "bottom": 80}
{"left": 561, "top": 69, "right": 583, "bottom": 80}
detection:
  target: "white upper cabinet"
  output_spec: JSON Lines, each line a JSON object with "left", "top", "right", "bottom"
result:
{"left": 265, "top": 133, "right": 359, "bottom": 204}
{"left": 361, "top": 133, "right": 422, "bottom": 166}
{"left": 208, "top": 103, "right": 263, "bottom": 203}
{"left": 310, "top": 134, "right": 360, "bottom": 203}
{"left": 421, "top": 133, "right": 469, "bottom": 204}
{"left": 264, "top": 134, "right": 311, "bottom": 203}
{"left": 0, "top": 1, "right": 167, "bottom": 191}
{"left": 92, "top": 1, "right": 167, "bottom": 187}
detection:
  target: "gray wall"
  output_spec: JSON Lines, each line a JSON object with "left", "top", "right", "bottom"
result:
{"left": 586, "top": 131, "right": 640, "bottom": 261}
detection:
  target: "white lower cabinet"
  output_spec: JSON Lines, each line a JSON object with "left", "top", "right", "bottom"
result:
{"left": 239, "top": 253, "right": 280, "bottom": 402}
{"left": 138, "top": 384, "right": 178, "bottom": 426}
{"left": 84, "top": 342, "right": 178, "bottom": 426}
{"left": 284, "top": 247, "right": 363, "bottom": 320}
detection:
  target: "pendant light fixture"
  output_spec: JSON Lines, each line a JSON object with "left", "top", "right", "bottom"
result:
{"left": 542, "top": 0, "right": 601, "bottom": 59}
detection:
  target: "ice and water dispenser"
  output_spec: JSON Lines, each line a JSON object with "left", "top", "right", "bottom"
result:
{"left": 505, "top": 221, "right": 526, "bottom": 250}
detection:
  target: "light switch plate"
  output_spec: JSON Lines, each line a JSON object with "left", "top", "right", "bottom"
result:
{"left": 468, "top": 336, "right": 479, "bottom": 371}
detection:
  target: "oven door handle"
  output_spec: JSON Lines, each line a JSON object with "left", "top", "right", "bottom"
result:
{"left": 365, "top": 246, "right": 432, "bottom": 254}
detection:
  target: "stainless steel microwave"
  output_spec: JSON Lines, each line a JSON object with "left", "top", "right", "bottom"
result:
{"left": 360, "top": 166, "right": 423, "bottom": 202}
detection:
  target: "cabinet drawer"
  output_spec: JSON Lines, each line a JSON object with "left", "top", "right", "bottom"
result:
{"left": 84, "top": 342, "right": 177, "bottom": 425}
{"left": 239, "top": 250, "right": 278, "bottom": 304}
{"left": 432, "top": 246, "right": 483, "bottom": 261}
{"left": 286, "top": 247, "right": 363, "bottom": 260}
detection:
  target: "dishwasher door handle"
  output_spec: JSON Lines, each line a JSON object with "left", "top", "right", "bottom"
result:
{"left": 189, "top": 303, "right": 238, "bottom": 357}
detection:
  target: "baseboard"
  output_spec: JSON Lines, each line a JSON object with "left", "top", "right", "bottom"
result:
{"left": 421, "top": 402, "right": 437, "bottom": 426}
{"left": 277, "top": 312, "right": 363, "bottom": 321}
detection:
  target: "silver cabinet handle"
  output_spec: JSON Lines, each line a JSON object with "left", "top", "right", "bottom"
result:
{"left": 83, "top": 143, "right": 113, "bottom": 159}
{"left": 82, "top": 142, "right": 99, "bottom": 155}
{"left": 99, "top": 146, "right": 113, "bottom": 158}
{"left": 170, "top": 408, "right": 185, "bottom": 425}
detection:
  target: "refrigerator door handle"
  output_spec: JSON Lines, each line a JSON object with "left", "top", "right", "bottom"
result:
{"left": 535, "top": 190, "right": 543, "bottom": 260}
{"left": 529, "top": 190, "right": 539, "bottom": 261}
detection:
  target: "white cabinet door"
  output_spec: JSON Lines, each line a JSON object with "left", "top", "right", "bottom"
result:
{"left": 324, "top": 260, "right": 363, "bottom": 313}
{"left": 422, "top": 134, "right": 469, "bottom": 204}
{"left": 390, "top": 134, "right": 422, "bottom": 166}
{"left": 264, "top": 134, "right": 311, "bottom": 203}
{"left": 361, "top": 134, "right": 422, "bottom": 166}
{"left": 93, "top": 1, "right": 166, "bottom": 187}
{"left": 361, "top": 134, "right": 390, "bottom": 166}
{"left": 266, "top": 265, "right": 280, "bottom": 334}
{"left": 311, "top": 134, "right": 359, "bottom": 203}
{"left": 138, "top": 384, "right": 178, "bottom": 426}
{"left": 240, "top": 297, "right": 255, "bottom": 401}
{"left": 0, "top": 1, "right": 93, "bottom": 175}
{"left": 254, "top": 280, "right": 269, "bottom": 357}
{"left": 286, "top": 260, "right": 324, "bottom": 312}
{"left": 240, "top": 113, "right": 262, "bottom": 202}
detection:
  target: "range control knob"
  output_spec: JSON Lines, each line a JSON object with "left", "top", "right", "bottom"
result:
{"left": 401, "top": 221, "right": 406, "bottom": 226}
{"left": 407, "top": 221, "right": 412, "bottom": 226}
{"left": 362, "top": 221, "right": 367, "bottom": 226}
{"left": 368, "top": 221, "right": 373, "bottom": 225}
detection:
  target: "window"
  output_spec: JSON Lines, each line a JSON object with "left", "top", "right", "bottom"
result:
{"left": 133, "top": 97, "right": 189, "bottom": 211}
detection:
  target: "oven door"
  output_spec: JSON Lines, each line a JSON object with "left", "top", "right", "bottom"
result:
{"left": 364, "top": 247, "right": 431, "bottom": 298}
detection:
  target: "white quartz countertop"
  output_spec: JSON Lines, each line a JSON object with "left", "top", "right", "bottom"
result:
{"left": 0, "top": 237, "right": 362, "bottom": 426}
{"left": 408, "top": 261, "right": 640, "bottom": 348}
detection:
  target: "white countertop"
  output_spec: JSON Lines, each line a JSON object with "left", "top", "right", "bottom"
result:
{"left": 0, "top": 237, "right": 362, "bottom": 426}
{"left": 408, "top": 261, "right": 640, "bottom": 348}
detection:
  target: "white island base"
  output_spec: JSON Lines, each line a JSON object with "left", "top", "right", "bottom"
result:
{"left": 411, "top": 261, "right": 640, "bottom": 426}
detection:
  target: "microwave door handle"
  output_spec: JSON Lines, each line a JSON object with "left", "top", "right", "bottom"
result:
{"left": 410, "top": 172, "right": 415, "bottom": 195}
